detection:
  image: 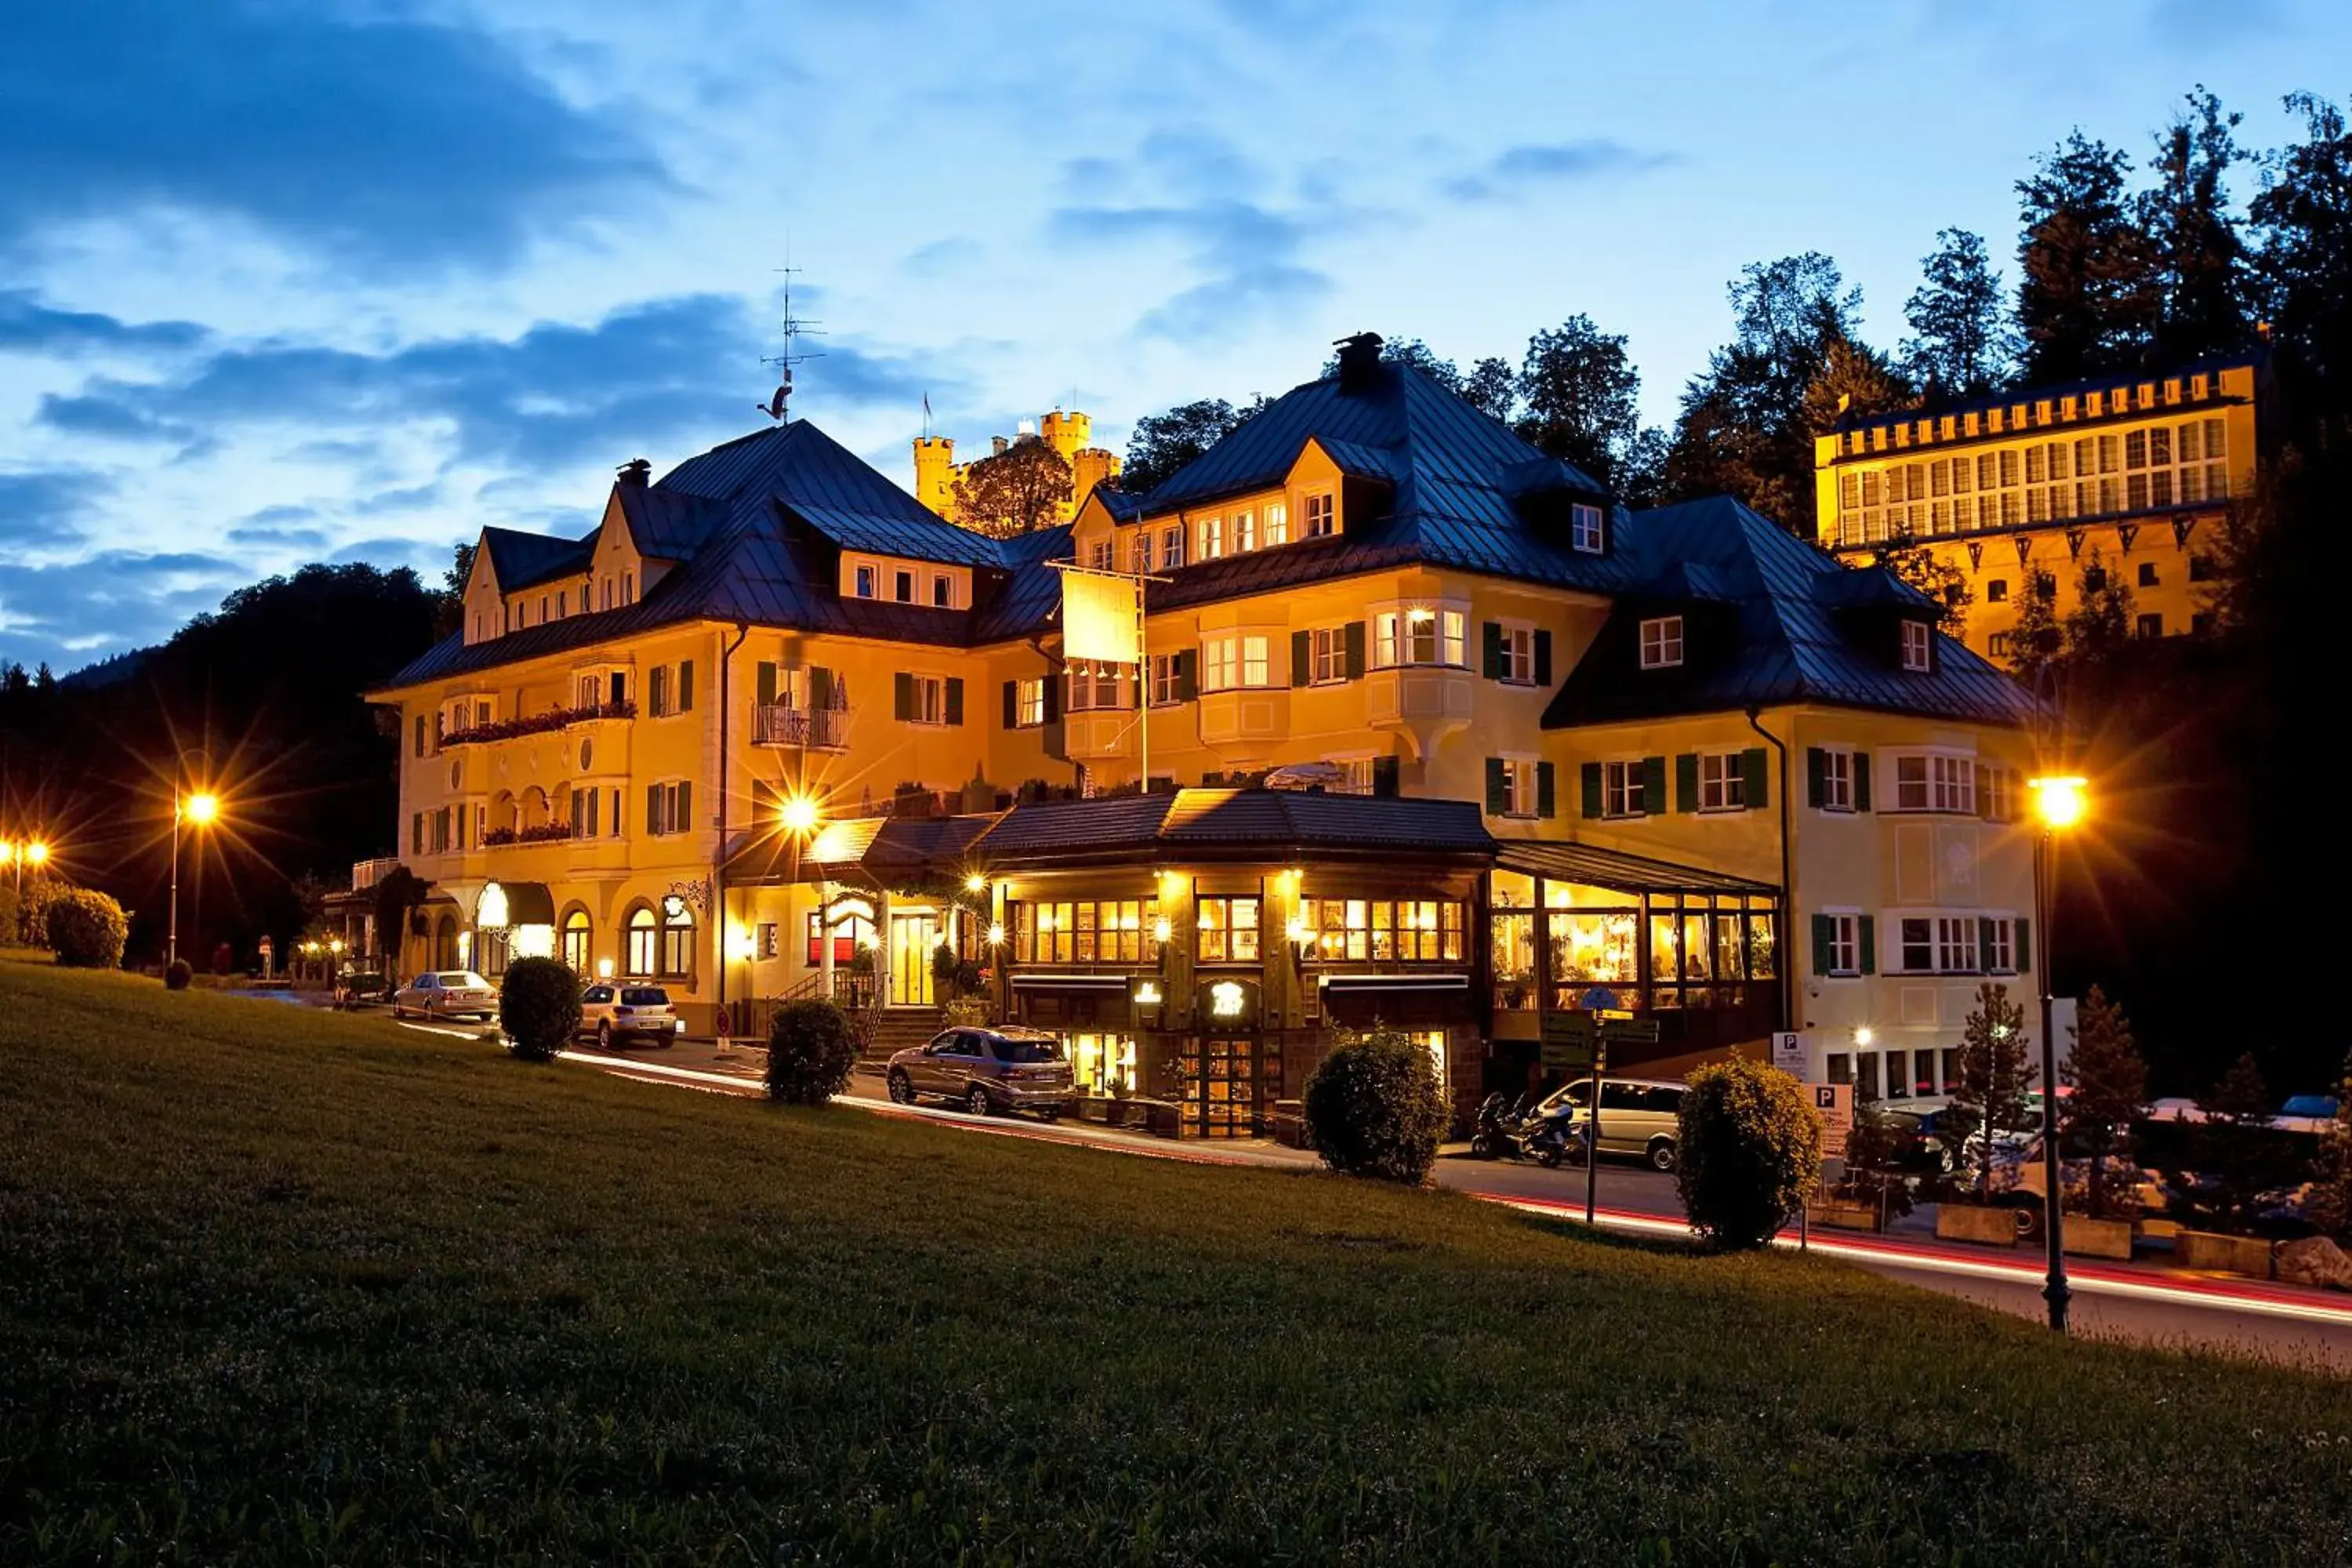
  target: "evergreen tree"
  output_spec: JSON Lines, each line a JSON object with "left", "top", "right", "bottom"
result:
{"left": 1870, "top": 535, "right": 1971, "bottom": 633}
{"left": 2250, "top": 91, "right": 2352, "bottom": 428}
{"left": 2197, "top": 1051, "right": 2282, "bottom": 1235}
{"left": 1513, "top": 314, "right": 1649, "bottom": 488}
{"left": 2140, "top": 87, "right": 2253, "bottom": 365}
{"left": 2016, "top": 132, "right": 2159, "bottom": 383}
{"left": 2308, "top": 1046, "right": 2352, "bottom": 1240}
{"left": 1901, "top": 228, "right": 2015, "bottom": 397}
{"left": 2005, "top": 568, "right": 2063, "bottom": 684}
{"left": 2061, "top": 985, "right": 2149, "bottom": 1219}
{"left": 1948, "top": 982, "right": 2034, "bottom": 1201}
{"left": 1798, "top": 335, "right": 1914, "bottom": 437}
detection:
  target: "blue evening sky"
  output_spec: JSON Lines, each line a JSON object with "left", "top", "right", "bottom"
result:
{"left": 1, "top": 0, "right": 2340, "bottom": 670}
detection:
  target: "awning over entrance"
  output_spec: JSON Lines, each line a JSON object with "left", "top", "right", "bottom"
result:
{"left": 732, "top": 813, "right": 994, "bottom": 884}
{"left": 1010, "top": 973, "right": 1134, "bottom": 994}
{"left": 477, "top": 880, "right": 556, "bottom": 927}
{"left": 1492, "top": 841, "right": 1777, "bottom": 898}
{"left": 1318, "top": 972, "right": 1475, "bottom": 1027}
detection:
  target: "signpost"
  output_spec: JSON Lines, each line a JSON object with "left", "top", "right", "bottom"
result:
{"left": 1772, "top": 1030, "right": 1806, "bottom": 1079}
{"left": 1810, "top": 1082, "right": 1853, "bottom": 1160}
{"left": 1539, "top": 1012, "right": 1595, "bottom": 1072}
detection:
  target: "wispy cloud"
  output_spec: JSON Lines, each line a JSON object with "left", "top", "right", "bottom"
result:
{"left": 1439, "top": 139, "right": 1677, "bottom": 202}
{"left": 0, "top": 289, "right": 209, "bottom": 356}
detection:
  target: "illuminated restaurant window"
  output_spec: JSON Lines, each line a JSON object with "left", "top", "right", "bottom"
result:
{"left": 1301, "top": 898, "right": 1463, "bottom": 963}
{"left": 1195, "top": 897, "right": 1260, "bottom": 963}
{"left": 1012, "top": 900, "right": 1157, "bottom": 965}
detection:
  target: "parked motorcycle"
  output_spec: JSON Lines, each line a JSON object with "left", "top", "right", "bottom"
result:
{"left": 1468, "top": 1093, "right": 1542, "bottom": 1160}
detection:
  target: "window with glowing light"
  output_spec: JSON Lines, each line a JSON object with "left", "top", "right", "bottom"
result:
{"left": 625, "top": 907, "right": 659, "bottom": 977}
{"left": 561, "top": 910, "right": 591, "bottom": 975}
{"left": 1299, "top": 898, "right": 1462, "bottom": 963}
{"left": 1010, "top": 899, "right": 1158, "bottom": 964}
{"left": 1371, "top": 608, "right": 1465, "bottom": 668}
{"left": 1195, "top": 897, "right": 1260, "bottom": 963}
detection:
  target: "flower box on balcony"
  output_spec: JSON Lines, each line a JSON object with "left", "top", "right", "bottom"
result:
{"left": 442, "top": 699, "right": 635, "bottom": 747}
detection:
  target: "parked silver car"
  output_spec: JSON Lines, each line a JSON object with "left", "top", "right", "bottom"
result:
{"left": 884, "top": 1026, "right": 1075, "bottom": 1120}
{"left": 1540, "top": 1076, "right": 1689, "bottom": 1171}
{"left": 390, "top": 971, "right": 496, "bottom": 1022}
{"left": 577, "top": 983, "right": 683, "bottom": 1049}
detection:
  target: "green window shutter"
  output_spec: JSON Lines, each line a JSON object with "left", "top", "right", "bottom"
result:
{"left": 1343, "top": 621, "right": 1367, "bottom": 679}
{"left": 1485, "top": 757, "right": 1508, "bottom": 815}
{"left": 1537, "top": 760, "right": 1557, "bottom": 818}
{"left": 1853, "top": 750, "right": 1873, "bottom": 811}
{"left": 1811, "top": 913, "right": 1832, "bottom": 975}
{"left": 810, "top": 666, "right": 833, "bottom": 711}
{"left": 1372, "top": 755, "right": 1401, "bottom": 797}
{"left": 1858, "top": 915, "right": 1877, "bottom": 975}
{"left": 1580, "top": 761, "right": 1602, "bottom": 818}
{"left": 1482, "top": 621, "right": 1504, "bottom": 678}
{"left": 1806, "top": 746, "right": 1826, "bottom": 808}
{"left": 678, "top": 659, "right": 695, "bottom": 713}
{"left": 1175, "top": 651, "right": 1197, "bottom": 701}
{"left": 645, "top": 783, "right": 662, "bottom": 836}
{"left": 1641, "top": 755, "right": 1667, "bottom": 815}
{"left": 1534, "top": 628, "right": 1552, "bottom": 685}
{"left": 677, "top": 779, "right": 692, "bottom": 832}
{"left": 1978, "top": 921, "right": 1994, "bottom": 973}
{"left": 1044, "top": 673, "right": 1062, "bottom": 721}
{"left": 945, "top": 677, "right": 964, "bottom": 727}
{"left": 1675, "top": 753, "right": 1699, "bottom": 814}
{"left": 1742, "top": 746, "right": 1769, "bottom": 810}
{"left": 893, "top": 671, "right": 915, "bottom": 721}
{"left": 1002, "top": 680, "right": 1018, "bottom": 728}
{"left": 2014, "top": 918, "right": 2031, "bottom": 973}
{"left": 1290, "top": 630, "right": 1312, "bottom": 687}
{"left": 754, "top": 661, "right": 777, "bottom": 708}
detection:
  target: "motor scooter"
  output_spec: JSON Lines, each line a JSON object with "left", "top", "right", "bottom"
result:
{"left": 1468, "top": 1092, "right": 1544, "bottom": 1160}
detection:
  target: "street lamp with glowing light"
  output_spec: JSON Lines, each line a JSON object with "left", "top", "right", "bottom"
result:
{"left": 2029, "top": 775, "right": 2088, "bottom": 830}
{"left": 2026, "top": 771, "right": 2089, "bottom": 1334}
{"left": 779, "top": 793, "right": 822, "bottom": 836}
{"left": 169, "top": 789, "right": 224, "bottom": 969}
{"left": 1853, "top": 1025, "right": 1875, "bottom": 1048}
{"left": 964, "top": 872, "right": 986, "bottom": 894}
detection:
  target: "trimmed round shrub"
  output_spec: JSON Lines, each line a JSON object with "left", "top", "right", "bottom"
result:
{"left": 1301, "top": 1024, "right": 1450, "bottom": 1185}
{"left": 45, "top": 888, "right": 128, "bottom": 970}
{"left": 164, "top": 958, "right": 194, "bottom": 991}
{"left": 766, "top": 999, "right": 859, "bottom": 1105}
{"left": 499, "top": 956, "right": 581, "bottom": 1062}
{"left": 1676, "top": 1059, "right": 1823, "bottom": 1250}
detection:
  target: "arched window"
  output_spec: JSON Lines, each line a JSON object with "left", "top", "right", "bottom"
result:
{"left": 561, "top": 909, "right": 591, "bottom": 975}
{"left": 626, "top": 907, "right": 658, "bottom": 977}
{"left": 659, "top": 901, "right": 695, "bottom": 978}
{"left": 434, "top": 913, "right": 459, "bottom": 971}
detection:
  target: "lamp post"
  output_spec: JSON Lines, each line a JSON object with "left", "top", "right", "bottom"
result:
{"left": 2027, "top": 773, "right": 2086, "bottom": 1334}
{"left": 779, "top": 791, "right": 822, "bottom": 1007}
{"left": 169, "top": 792, "right": 220, "bottom": 969}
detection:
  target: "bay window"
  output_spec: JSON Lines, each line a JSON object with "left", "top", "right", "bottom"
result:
{"left": 1200, "top": 633, "right": 1271, "bottom": 692}
{"left": 1372, "top": 606, "right": 1466, "bottom": 668}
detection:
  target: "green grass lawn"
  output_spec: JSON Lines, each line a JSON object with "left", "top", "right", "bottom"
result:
{"left": 3, "top": 953, "right": 2349, "bottom": 1566}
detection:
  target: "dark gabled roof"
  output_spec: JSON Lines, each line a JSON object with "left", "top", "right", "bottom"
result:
{"left": 480, "top": 526, "right": 593, "bottom": 591}
{"left": 1134, "top": 362, "right": 1643, "bottom": 611}
{"left": 1543, "top": 495, "right": 2034, "bottom": 729}
{"left": 757, "top": 812, "right": 996, "bottom": 884}
{"left": 613, "top": 485, "right": 728, "bottom": 559}
{"left": 969, "top": 525, "right": 1074, "bottom": 643}
{"left": 967, "top": 788, "right": 1494, "bottom": 866}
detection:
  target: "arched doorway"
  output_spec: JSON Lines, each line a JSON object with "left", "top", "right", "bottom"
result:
{"left": 433, "top": 913, "right": 459, "bottom": 971}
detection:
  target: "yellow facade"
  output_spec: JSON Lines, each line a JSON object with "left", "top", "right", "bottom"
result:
{"left": 1813, "top": 358, "right": 2262, "bottom": 659}
{"left": 914, "top": 408, "right": 1121, "bottom": 527}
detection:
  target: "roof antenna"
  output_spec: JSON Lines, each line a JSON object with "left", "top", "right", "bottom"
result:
{"left": 759, "top": 249, "right": 826, "bottom": 422}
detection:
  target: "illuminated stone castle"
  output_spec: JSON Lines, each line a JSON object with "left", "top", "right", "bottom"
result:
{"left": 914, "top": 408, "right": 1121, "bottom": 527}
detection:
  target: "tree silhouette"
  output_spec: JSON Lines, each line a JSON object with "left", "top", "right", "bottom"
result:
{"left": 953, "top": 439, "right": 1073, "bottom": 538}
{"left": 1902, "top": 228, "right": 2015, "bottom": 397}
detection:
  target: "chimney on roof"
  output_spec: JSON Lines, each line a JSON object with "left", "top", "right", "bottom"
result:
{"left": 992, "top": 435, "right": 1010, "bottom": 456}
{"left": 1334, "top": 332, "right": 1385, "bottom": 394}
{"left": 617, "top": 457, "right": 652, "bottom": 488}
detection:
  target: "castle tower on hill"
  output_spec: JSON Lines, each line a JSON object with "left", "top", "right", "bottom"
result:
{"left": 913, "top": 408, "right": 1122, "bottom": 527}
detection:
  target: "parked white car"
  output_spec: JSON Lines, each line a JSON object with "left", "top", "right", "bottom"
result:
{"left": 390, "top": 971, "right": 496, "bottom": 1022}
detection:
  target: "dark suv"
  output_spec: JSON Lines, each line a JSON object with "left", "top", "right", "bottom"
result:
{"left": 884, "top": 1027, "right": 1075, "bottom": 1120}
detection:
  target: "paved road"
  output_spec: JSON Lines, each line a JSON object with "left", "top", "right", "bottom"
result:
{"left": 505, "top": 1032, "right": 2352, "bottom": 1370}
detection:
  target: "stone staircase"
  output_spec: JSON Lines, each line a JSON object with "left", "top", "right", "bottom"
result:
{"left": 857, "top": 1005, "right": 946, "bottom": 1074}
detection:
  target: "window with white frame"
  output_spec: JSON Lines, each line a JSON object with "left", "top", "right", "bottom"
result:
{"left": 1200, "top": 633, "right": 1271, "bottom": 692}
{"left": 1311, "top": 626, "right": 1348, "bottom": 684}
{"left": 1500, "top": 757, "right": 1538, "bottom": 817}
{"left": 1501, "top": 624, "right": 1536, "bottom": 684}
{"left": 1820, "top": 749, "right": 1855, "bottom": 811}
{"left": 1232, "top": 510, "right": 1257, "bottom": 553}
{"left": 1639, "top": 616, "right": 1684, "bottom": 669}
{"left": 1698, "top": 753, "right": 1747, "bottom": 811}
{"left": 1089, "top": 539, "right": 1113, "bottom": 571}
{"left": 1197, "top": 516, "right": 1225, "bottom": 560}
{"left": 1066, "top": 659, "right": 1123, "bottom": 711}
{"left": 1150, "top": 652, "right": 1181, "bottom": 705}
{"left": 1571, "top": 503, "right": 1605, "bottom": 554}
{"left": 1893, "top": 753, "right": 1975, "bottom": 813}
{"left": 1984, "top": 916, "right": 2017, "bottom": 973}
{"left": 1372, "top": 607, "right": 1466, "bottom": 668}
{"left": 1160, "top": 525, "right": 1185, "bottom": 570}
{"left": 1898, "top": 915, "right": 1983, "bottom": 974}
{"left": 1129, "top": 533, "right": 1150, "bottom": 575}
{"left": 1303, "top": 492, "right": 1334, "bottom": 537}
{"left": 1264, "top": 502, "right": 1288, "bottom": 545}
{"left": 908, "top": 675, "right": 946, "bottom": 725}
{"left": 1824, "top": 913, "right": 1861, "bottom": 976}
{"left": 1014, "top": 677, "right": 1047, "bottom": 728}
{"left": 854, "top": 564, "right": 877, "bottom": 598}
{"left": 1900, "top": 619, "right": 1932, "bottom": 672}
{"left": 1602, "top": 760, "right": 1645, "bottom": 818}
{"left": 931, "top": 573, "right": 953, "bottom": 608}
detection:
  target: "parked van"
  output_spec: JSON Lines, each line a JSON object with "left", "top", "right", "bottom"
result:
{"left": 1537, "top": 1077, "right": 1688, "bottom": 1172}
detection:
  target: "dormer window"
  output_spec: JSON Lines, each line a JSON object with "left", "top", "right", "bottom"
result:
{"left": 1639, "top": 616, "right": 1684, "bottom": 670}
{"left": 1571, "top": 503, "right": 1605, "bottom": 554}
{"left": 931, "top": 573, "right": 953, "bottom": 608}
{"left": 855, "top": 564, "right": 877, "bottom": 599}
{"left": 1900, "top": 620, "right": 1932, "bottom": 672}
{"left": 1265, "top": 502, "right": 1288, "bottom": 545}
{"left": 1303, "top": 493, "right": 1335, "bottom": 538}
{"left": 892, "top": 568, "right": 915, "bottom": 604}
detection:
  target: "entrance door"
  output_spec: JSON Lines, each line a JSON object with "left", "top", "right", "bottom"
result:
{"left": 1179, "top": 1036, "right": 1273, "bottom": 1137}
{"left": 889, "top": 912, "right": 941, "bottom": 1006}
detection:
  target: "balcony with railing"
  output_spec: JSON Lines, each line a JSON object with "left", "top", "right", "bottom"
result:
{"left": 350, "top": 855, "right": 403, "bottom": 891}
{"left": 441, "top": 699, "right": 635, "bottom": 747}
{"left": 752, "top": 702, "right": 850, "bottom": 750}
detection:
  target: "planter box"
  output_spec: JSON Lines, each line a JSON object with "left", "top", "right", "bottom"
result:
{"left": 2175, "top": 1229, "right": 2274, "bottom": 1279}
{"left": 1935, "top": 1203, "right": 2019, "bottom": 1247}
{"left": 1808, "top": 1201, "right": 1885, "bottom": 1233}
{"left": 2063, "top": 1216, "right": 2135, "bottom": 1260}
